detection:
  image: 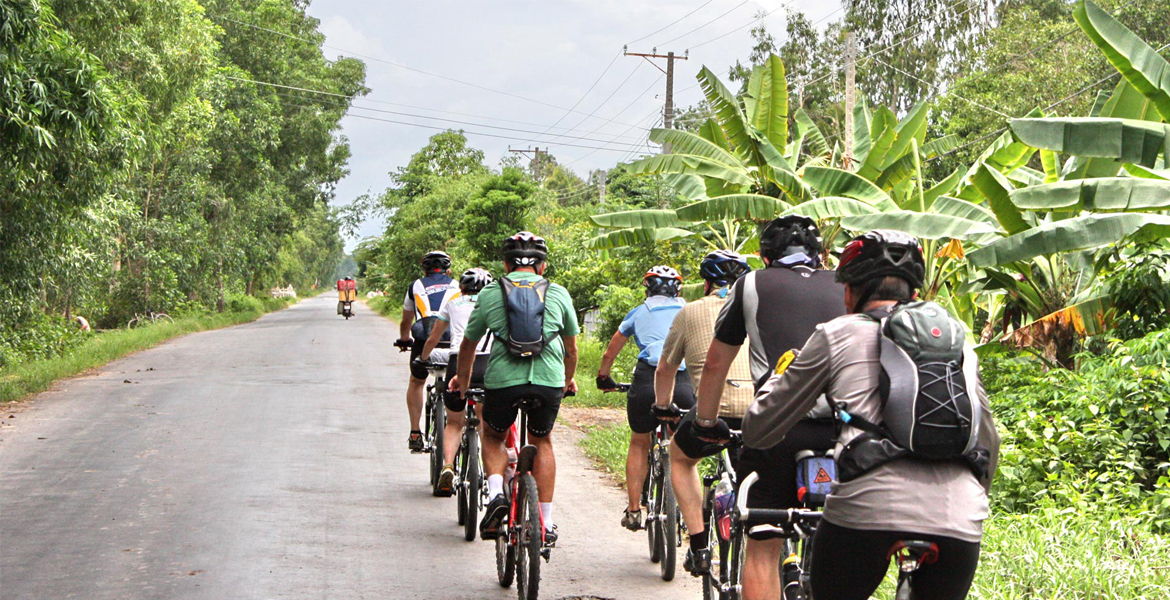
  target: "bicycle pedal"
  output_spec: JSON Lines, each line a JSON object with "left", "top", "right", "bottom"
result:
{"left": 540, "top": 548, "right": 552, "bottom": 561}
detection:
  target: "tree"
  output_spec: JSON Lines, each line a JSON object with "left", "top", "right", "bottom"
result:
{"left": 461, "top": 167, "right": 538, "bottom": 265}
{"left": 390, "top": 130, "right": 487, "bottom": 202}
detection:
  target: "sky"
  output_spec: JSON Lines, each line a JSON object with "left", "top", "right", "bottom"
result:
{"left": 301, "top": 0, "right": 846, "bottom": 250}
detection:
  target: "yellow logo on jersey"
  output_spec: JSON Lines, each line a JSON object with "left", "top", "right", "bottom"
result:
{"left": 774, "top": 350, "right": 797, "bottom": 376}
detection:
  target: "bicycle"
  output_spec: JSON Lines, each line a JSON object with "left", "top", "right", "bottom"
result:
{"left": 700, "top": 432, "right": 742, "bottom": 600}
{"left": 127, "top": 311, "right": 173, "bottom": 329}
{"left": 733, "top": 472, "right": 822, "bottom": 600}
{"left": 494, "top": 390, "right": 573, "bottom": 600}
{"left": 456, "top": 387, "right": 487, "bottom": 542}
{"left": 416, "top": 359, "right": 450, "bottom": 494}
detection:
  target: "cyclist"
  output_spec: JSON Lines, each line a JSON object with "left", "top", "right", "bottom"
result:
{"left": 744, "top": 230, "right": 1000, "bottom": 600}
{"left": 695, "top": 216, "right": 845, "bottom": 599}
{"left": 397, "top": 251, "right": 460, "bottom": 452}
{"left": 457, "top": 232, "right": 579, "bottom": 545}
{"left": 652, "top": 249, "right": 754, "bottom": 577}
{"left": 420, "top": 267, "right": 494, "bottom": 496}
{"left": 596, "top": 265, "right": 693, "bottom": 531}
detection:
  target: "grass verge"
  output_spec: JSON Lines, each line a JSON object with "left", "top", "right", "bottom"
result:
{"left": 576, "top": 418, "right": 632, "bottom": 485}
{"left": 366, "top": 295, "right": 400, "bottom": 322}
{"left": 0, "top": 297, "right": 297, "bottom": 404}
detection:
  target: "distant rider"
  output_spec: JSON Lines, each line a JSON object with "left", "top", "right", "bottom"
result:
{"left": 397, "top": 251, "right": 459, "bottom": 452}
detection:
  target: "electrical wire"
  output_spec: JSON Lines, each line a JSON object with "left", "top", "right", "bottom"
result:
{"left": 539, "top": 62, "right": 646, "bottom": 145}
{"left": 627, "top": 0, "right": 718, "bottom": 46}
{"left": 655, "top": 0, "right": 751, "bottom": 48}
{"left": 522, "top": 51, "right": 623, "bottom": 145}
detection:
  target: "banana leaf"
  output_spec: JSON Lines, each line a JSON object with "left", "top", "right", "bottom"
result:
{"left": 971, "top": 163, "right": 1029, "bottom": 235}
{"left": 663, "top": 174, "right": 708, "bottom": 201}
{"left": 590, "top": 209, "right": 686, "bottom": 229}
{"left": 1006, "top": 166, "right": 1046, "bottom": 188}
{"left": 802, "top": 166, "right": 898, "bottom": 212}
{"left": 1122, "top": 163, "right": 1170, "bottom": 179}
{"left": 882, "top": 102, "right": 930, "bottom": 170}
{"left": 1074, "top": 0, "right": 1170, "bottom": 122}
{"left": 1003, "top": 295, "right": 1114, "bottom": 346}
{"left": 587, "top": 227, "right": 694, "bottom": 250}
{"left": 676, "top": 194, "right": 790, "bottom": 222}
{"left": 626, "top": 153, "right": 753, "bottom": 187}
{"left": 698, "top": 66, "right": 753, "bottom": 160}
{"left": 699, "top": 118, "right": 731, "bottom": 152}
{"left": 649, "top": 128, "right": 745, "bottom": 167}
{"left": 1010, "top": 117, "right": 1170, "bottom": 168}
{"left": 967, "top": 213, "right": 1170, "bottom": 267}
{"left": 1040, "top": 148, "right": 1061, "bottom": 183}
{"left": 858, "top": 106, "right": 898, "bottom": 181}
{"left": 840, "top": 211, "right": 999, "bottom": 240}
{"left": 794, "top": 108, "right": 829, "bottom": 157}
{"left": 745, "top": 55, "right": 789, "bottom": 152}
{"left": 1010, "top": 178, "right": 1170, "bottom": 212}
{"left": 921, "top": 134, "right": 961, "bottom": 159}
{"left": 780, "top": 197, "right": 881, "bottom": 220}
{"left": 923, "top": 166, "right": 967, "bottom": 207}
{"left": 1064, "top": 80, "right": 1163, "bottom": 180}
{"left": 853, "top": 97, "right": 873, "bottom": 164}
{"left": 931, "top": 196, "right": 1001, "bottom": 227}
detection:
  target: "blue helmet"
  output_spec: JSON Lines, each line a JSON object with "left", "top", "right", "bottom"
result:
{"left": 699, "top": 250, "right": 751, "bottom": 287}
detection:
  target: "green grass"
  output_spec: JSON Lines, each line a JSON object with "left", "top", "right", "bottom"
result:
{"left": 565, "top": 333, "right": 638, "bottom": 408}
{"left": 366, "top": 295, "right": 400, "bottom": 321}
{"left": 577, "top": 419, "right": 633, "bottom": 484}
{"left": 0, "top": 297, "right": 297, "bottom": 404}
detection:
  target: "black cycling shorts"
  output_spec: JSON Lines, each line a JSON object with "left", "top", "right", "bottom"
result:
{"left": 408, "top": 336, "right": 429, "bottom": 380}
{"left": 809, "top": 520, "right": 980, "bottom": 600}
{"left": 627, "top": 360, "right": 695, "bottom": 434}
{"left": 442, "top": 355, "right": 489, "bottom": 412}
{"left": 482, "top": 384, "right": 563, "bottom": 437}
{"left": 737, "top": 419, "right": 835, "bottom": 540}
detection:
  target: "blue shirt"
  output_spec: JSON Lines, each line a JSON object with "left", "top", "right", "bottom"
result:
{"left": 619, "top": 296, "right": 686, "bottom": 369}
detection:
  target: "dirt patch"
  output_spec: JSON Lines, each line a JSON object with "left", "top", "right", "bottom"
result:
{"left": 559, "top": 406, "right": 624, "bottom": 431}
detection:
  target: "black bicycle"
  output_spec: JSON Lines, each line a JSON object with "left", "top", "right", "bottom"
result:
{"left": 418, "top": 360, "right": 449, "bottom": 494}
{"left": 734, "top": 472, "right": 822, "bottom": 600}
{"left": 643, "top": 406, "right": 681, "bottom": 581}
{"left": 700, "top": 432, "right": 741, "bottom": 600}
{"left": 457, "top": 388, "right": 487, "bottom": 541}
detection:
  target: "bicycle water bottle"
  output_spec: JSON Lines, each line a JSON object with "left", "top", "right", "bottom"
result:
{"left": 713, "top": 473, "right": 735, "bottom": 542}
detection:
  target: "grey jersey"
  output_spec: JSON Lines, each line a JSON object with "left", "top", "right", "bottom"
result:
{"left": 743, "top": 314, "right": 1000, "bottom": 543}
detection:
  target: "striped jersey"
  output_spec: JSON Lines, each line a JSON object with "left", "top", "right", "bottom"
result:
{"left": 402, "top": 273, "right": 459, "bottom": 320}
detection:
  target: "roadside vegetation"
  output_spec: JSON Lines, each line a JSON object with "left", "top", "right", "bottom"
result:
{"left": 353, "top": 1, "right": 1170, "bottom": 594}
{"left": 0, "top": 295, "right": 297, "bottom": 404}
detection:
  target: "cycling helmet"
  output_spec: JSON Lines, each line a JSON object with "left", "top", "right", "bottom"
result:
{"left": 502, "top": 231, "right": 548, "bottom": 267}
{"left": 421, "top": 251, "right": 451, "bottom": 273}
{"left": 759, "top": 216, "right": 823, "bottom": 263}
{"left": 836, "top": 230, "right": 925, "bottom": 289}
{"left": 344, "top": 276, "right": 354, "bottom": 281}
{"left": 459, "top": 267, "right": 493, "bottom": 295}
{"left": 643, "top": 265, "right": 683, "bottom": 298}
{"left": 699, "top": 250, "right": 751, "bottom": 287}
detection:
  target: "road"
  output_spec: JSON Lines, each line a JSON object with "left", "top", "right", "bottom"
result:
{"left": 0, "top": 293, "right": 700, "bottom": 600}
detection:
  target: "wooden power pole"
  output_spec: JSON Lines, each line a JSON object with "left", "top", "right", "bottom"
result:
{"left": 509, "top": 146, "right": 548, "bottom": 180}
{"left": 844, "top": 31, "right": 857, "bottom": 169}
{"left": 623, "top": 46, "right": 688, "bottom": 153}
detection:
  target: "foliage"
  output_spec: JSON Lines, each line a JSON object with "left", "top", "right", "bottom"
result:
{"left": 1100, "top": 244, "right": 1170, "bottom": 340}
{"left": 460, "top": 167, "right": 537, "bottom": 266}
{"left": 592, "top": 285, "right": 644, "bottom": 343}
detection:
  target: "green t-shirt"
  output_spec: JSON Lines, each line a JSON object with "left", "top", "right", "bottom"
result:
{"left": 464, "top": 271, "right": 579, "bottom": 389}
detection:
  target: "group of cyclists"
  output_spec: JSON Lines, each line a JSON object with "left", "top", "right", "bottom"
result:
{"left": 391, "top": 219, "right": 999, "bottom": 600}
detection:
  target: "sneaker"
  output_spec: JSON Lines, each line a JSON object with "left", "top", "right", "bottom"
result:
{"left": 408, "top": 431, "right": 424, "bottom": 453}
{"left": 621, "top": 508, "right": 643, "bottom": 531}
{"left": 684, "top": 547, "right": 712, "bottom": 577}
{"left": 480, "top": 494, "right": 509, "bottom": 540}
{"left": 543, "top": 524, "right": 558, "bottom": 547}
{"left": 436, "top": 465, "right": 455, "bottom": 497}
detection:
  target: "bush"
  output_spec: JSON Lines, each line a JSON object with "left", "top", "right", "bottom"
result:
{"left": 0, "top": 313, "right": 85, "bottom": 369}
{"left": 592, "top": 285, "right": 643, "bottom": 342}
{"left": 1102, "top": 244, "right": 1170, "bottom": 340}
{"left": 985, "top": 329, "right": 1170, "bottom": 525}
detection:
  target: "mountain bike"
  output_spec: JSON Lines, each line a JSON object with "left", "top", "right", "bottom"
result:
{"left": 733, "top": 472, "right": 822, "bottom": 600}
{"left": 457, "top": 388, "right": 487, "bottom": 541}
{"left": 700, "top": 432, "right": 741, "bottom": 600}
{"left": 890, "top": 540, "right": 940, "bottom": 600}
{"left": 495, "top": 391, "right": 573, "bottom": 600}
{"left": 643, "top": 401, "right": 681, "bottom": 581}
{"left": 127, "top": 311, "right": 173, "bottom": 329}
{"left": 419, "top": 360, "right": 448, "bottom": 493}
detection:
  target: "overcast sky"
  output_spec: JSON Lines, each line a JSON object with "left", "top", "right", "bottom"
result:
{"left": 303, "top": 0, "right": 845, "bottom": 249}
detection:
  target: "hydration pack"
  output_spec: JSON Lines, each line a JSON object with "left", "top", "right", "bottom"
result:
{"left": 835, "top": 301, "right": 989, "bottom": 482}
{"left": 498, "top": 277, "right": 551, "bottom": 358}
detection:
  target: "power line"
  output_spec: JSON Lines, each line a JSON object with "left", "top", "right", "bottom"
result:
{"left": 523, "top": 51, "right": 623, "bottom": 145}
{"left": 656, "top": 0, "right": 751, "bottom": 48}
{"left": 687, "top": 0, "right": 800, "bottom": 51}
{"left": 211, "top": 14, "right": 646, "bottom": 130}
{"left": 871, "top": 57, "right": 1010, "bottom": 117}
{"left": 538, "top": 61, "right": 645, "bottom": 146}
{"left": 627, "top": 0, "right": 718, "bottom": 46}
{"left": 562, "top": 78, "right": 666, "bottom": 166}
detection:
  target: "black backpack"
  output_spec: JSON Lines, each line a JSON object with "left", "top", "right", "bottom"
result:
{"left": 497, "top": 277, "right": 551, "bottom": 358}
{"left": 835, "top": 301, "right": 989, "bottom": 482}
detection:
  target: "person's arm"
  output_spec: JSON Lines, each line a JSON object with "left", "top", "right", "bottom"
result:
{"left": 972, "top": 358, "right": 1000, "bottom": 494}
{"left": 598, "top": 331, "right": 628, "bottom": 378}
{"left": 420, "top": 319, "right": 449, "bottom": 361}
{"left": 399, "top": 310, "right": 414, "bottom": 340}
{"left": 456, "top": 336, "right": 478, "bottom": 396}
{"left": 742, "top": 328, "right": 832, "bottom": 449}
{"left": 695, "top": 339, "right": 740, "bottom": 422}
{"left": 562, "top": 334, "right": 579, "bottom": 392}
{"left": 655, "top": 324, "right": 685, "bottom": 409}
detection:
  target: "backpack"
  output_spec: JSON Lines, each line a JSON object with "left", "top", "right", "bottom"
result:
{"left": 835, "top": 301, "right": 990, "bottom": 482}
{"left": 497, "top": 276, "right": 551, "bottom": 358}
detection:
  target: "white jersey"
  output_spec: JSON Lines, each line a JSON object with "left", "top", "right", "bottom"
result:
{"left": 402, "top": 273, "right": 460, "bottom": 320}
{"left": 437, "top": 294, "right": 491, "bottom": 360}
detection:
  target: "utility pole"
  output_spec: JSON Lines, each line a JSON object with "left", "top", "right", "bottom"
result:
{"left": 624, "top": 46, "right": 688, "bottom": 153}
{"left": 844, "top": 31, "right": 857, "bottom": 169}
{"left": 509, "top": 146, "right": 547, "bottom": 180}
{"left": 598, "top": 169, "right": 607, "bottom": 205}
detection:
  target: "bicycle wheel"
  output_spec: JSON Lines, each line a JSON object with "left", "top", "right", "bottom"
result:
{"left": 496, "top": 535, "right": 515, "bottom": 587}
{"left": 659, "top": 448, "right": 678, "bottom": 581}
{"left": 516, "top": 473, "right": 542, "bottom": 600}
{"left": 703, "top": 487, "right": 724, "bottom": 600}
{"left": 646, "top": 451, "right": 661, "bottom": 563}
{"left": 456, "top": 436, "right": 468, "bottom": 524}
{"left": 154, "top": 313, "right": 173, "bottom": 325}
{"left": 429, "top": 393, "right": 446, "bottom": 493}
{"left": 726, "top": 525, "right": 747, "bottom": 600}
{"left": 462, "top": 430, "right": 481, "bottom": 542}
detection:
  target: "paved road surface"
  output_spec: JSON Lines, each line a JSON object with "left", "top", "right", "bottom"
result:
{"left": 0, "top": 294, "right": 700, "bottom": 600}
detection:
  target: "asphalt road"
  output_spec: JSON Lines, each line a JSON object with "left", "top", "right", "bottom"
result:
{"left": 0, "top": 293, "right": 700, "bottom": 600}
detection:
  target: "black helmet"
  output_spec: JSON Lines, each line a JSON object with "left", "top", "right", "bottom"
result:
{"left": 459, "top": 267, "right": 493, "bottom": 294}
{"left": 759, "top": 216, "right": 823, "bottom": 263}
{"left": 502, "top": 231, "right": 548, "bottom": 267}
{"left": 643, "top": 265, "right": 683, "bottom": 297}
{"left": 836, "top": 230, "right": 925, "bottom": 289}
{"left": 421, "top": 251, "right": 451, "bottom": 273}
{"left": 344, "top": 276, "right": 354, "bottom": 281}
{"left": 699, "top": 250, "right": 751, "bottom": 287}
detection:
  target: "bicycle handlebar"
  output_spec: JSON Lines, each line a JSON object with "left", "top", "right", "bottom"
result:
{"left": 601, "top": 383, "right": 632, "bottom": 392}
{"left": 736, "top": 472, "right": 823, "bottom": 526}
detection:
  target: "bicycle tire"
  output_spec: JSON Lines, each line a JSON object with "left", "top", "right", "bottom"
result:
{"left": 659, "top": 448, "right": 678, "bottom": 581}
{"left": 462, "top": 431, "right": 481, "bottom": 542}
{"left": 155, "top": 313, "right": 173, "bottom": 324}
{"left": 127, "top": 317, "right": 139, "bottom": 329}
{"left": 704, "top": 486, "right": 724, "bottom": 600}
{"left": 726, "top": 524, "right": 747, "bottom": 600}
{"left": 895, "top": 573, "right": 913, "bottom": 600}
{"left": 496, "top": 535, "right": 515, "bottom": 587}
{"left": 429, "top": 393, "right": 446, "bottom": 494}
{"left": 456, "top": 435, "right": 468, "bottom": 525}
{"left": 646, "top": 453, "right": 661, "bottom": 563}
{"left": 516, "top": 473, "right": 542, "bottom": 600}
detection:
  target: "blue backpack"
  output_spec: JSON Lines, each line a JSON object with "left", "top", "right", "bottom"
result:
{"left": 497, "top": 277, "right": 551, "bottom": 358}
